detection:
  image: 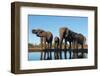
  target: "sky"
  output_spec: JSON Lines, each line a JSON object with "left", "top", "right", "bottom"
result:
{"left": 28, "top": 15, "right": 88, "bottom": 45}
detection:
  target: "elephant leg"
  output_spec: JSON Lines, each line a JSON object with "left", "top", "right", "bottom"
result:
{"left": 56, "top": 44, "right": 59, "bottom": 59}
{"left": 74, "top": 41, "right": 77, "bottom": 58}
{"left": 54, "top": 43, "right": 56, "bottom": 59}
{"left": 40, "top": 37, "right": 43, "bottom": 60}
{"left": 55, "top": 50, "right": 57, "bottom": 59}
{"left": 64, "top": 39, "right": 67, "bottom": 59}
{"left": 76, "top": 42, "right": 78, "bottom": 58}
{"left": 57, "top": 48, "right": 60, "bottom": 59}
{"left": 56, "top": 45, "right": 59, "bottom": 59}
{"left": 44, "top": 39, "right": 46, "bottom": 49}
{"left": 81, "top": 44, "right": 84, "bottom": 58}
{"left": 72, "top": 41, "right": 76, "bottom": 59}
{"left": 56, "top": 51, "right": 58, "bottom": 59}
{"left": 44, "top": 51, "right": 46, "bottom": 60}
{"left": 54, "top": 50, "right": 56, "bottom": 59}
{"left": 54, "top": 43, "right": 57, "bottom": 59}
{"left": 47, "top": 43, "right": 50, "bottom": 59}
{"left": 40, "top": 51, "right": 43, "bottom": 60}
{"left": 50, "top": 42, "right": 52, "bottom": 60}
{"left": 60, "top": 39, "right": 63, "bottom": 59}
{"left": 69, "top": 41, "right": 71, "bottom": 59}
{"left": 41, "top": 37, "right": 43, "bottom": 49}
{"left": 44, "top": 40, "right": 47, "bottom": 60}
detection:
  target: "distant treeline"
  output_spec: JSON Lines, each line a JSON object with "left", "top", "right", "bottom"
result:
{"left": 28, "top": 43, "right": 88, "bottom": 49}
{"left": 28, "top": 43, "right": 40, "bottom": 48}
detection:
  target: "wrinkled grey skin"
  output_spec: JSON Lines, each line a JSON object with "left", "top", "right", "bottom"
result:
{"left": 32, "top": 29, "right": 53, "bottom": 60}
{"left": 54, "top": 36, "right": 60, "bottom": 59}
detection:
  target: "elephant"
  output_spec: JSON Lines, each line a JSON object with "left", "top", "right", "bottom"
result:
{"left": 67, "top": 30, "right": 78, "bottom": 59}
{"left": 59, "top": 27, "right": 73, "bottom": 59}
{"left": 69, "top": 31, "right": 79, "bottom": 58}
{"left": 66, "top": 30, "right": 86, "bottom": 58}
{"left": 36, "top": 30, "right": 53, "bottom": 60}
{"left": 32, "top": 29, "right": 45, "bottom": 60}
{"left": 54, "top": 36, "right": 60, "bottom": 59}
{"left": 59, "top": 27, "right": 82, "bottom": 59}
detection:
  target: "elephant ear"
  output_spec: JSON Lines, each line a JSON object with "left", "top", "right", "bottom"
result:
{"left": 46, "top": 32, "right": 52, "bottom": 39}
{"left": 42, "top": 31, "right": 47, "bottom": 37}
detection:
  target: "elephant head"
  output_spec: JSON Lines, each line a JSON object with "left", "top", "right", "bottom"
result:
{"left": 36, "top": 30, "right": 46, "bottom": 37}
{"left": 32, "top": 29, "right": 45, "bottom": 49}
{"left": 54, "top": 36, "right": 60, "bottom": 47}
{"left": 32, "top": 29, "right": 45, "bottom": 35}
{"left": 54, "top": 36, "right": 60, "bottom": 43}
{"left": 59, "top": 27, "right": 69, "bottom": 39}
{"left": 37, "top": 31, "right": 53, "bottom": 43}
{"left": 32, "top": 29, "right": 53, "bottom": 60}
{"left": 32, "top": 29, "right": 37, "bottom": 34}
{"left": 35, "top": 29, "right": 53, "bottom": 59}
{"left": 69, "top": 31, "right": 78, "bottom": 40}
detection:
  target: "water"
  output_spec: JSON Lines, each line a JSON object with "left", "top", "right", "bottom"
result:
{"left": 28, "top": 51, "right": 88, "bottom": 61}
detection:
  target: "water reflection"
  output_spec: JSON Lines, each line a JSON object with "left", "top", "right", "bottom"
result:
{"left": 28, "top": 51, "right": 88, "bottom": 61}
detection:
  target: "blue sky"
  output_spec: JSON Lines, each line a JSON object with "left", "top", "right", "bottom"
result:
{"left": 28, "top": 15, "right": 88, "bottom": 45}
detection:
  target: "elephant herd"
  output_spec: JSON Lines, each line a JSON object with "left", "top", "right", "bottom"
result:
{"left": 32, "top": 27, "right": 86, "bottom": 60}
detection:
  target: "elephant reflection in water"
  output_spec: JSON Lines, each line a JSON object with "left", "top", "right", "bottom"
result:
{"left": 32, "top": 29, "right": 53, "bottom": 60}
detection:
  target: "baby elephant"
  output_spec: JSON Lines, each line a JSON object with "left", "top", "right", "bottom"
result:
{"left": 54, "top": 36, "right": 60, "bottom": 59}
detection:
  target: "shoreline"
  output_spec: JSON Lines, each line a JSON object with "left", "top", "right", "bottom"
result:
{"left": 28, "top": 48, "right": 88, "bottom": 53}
